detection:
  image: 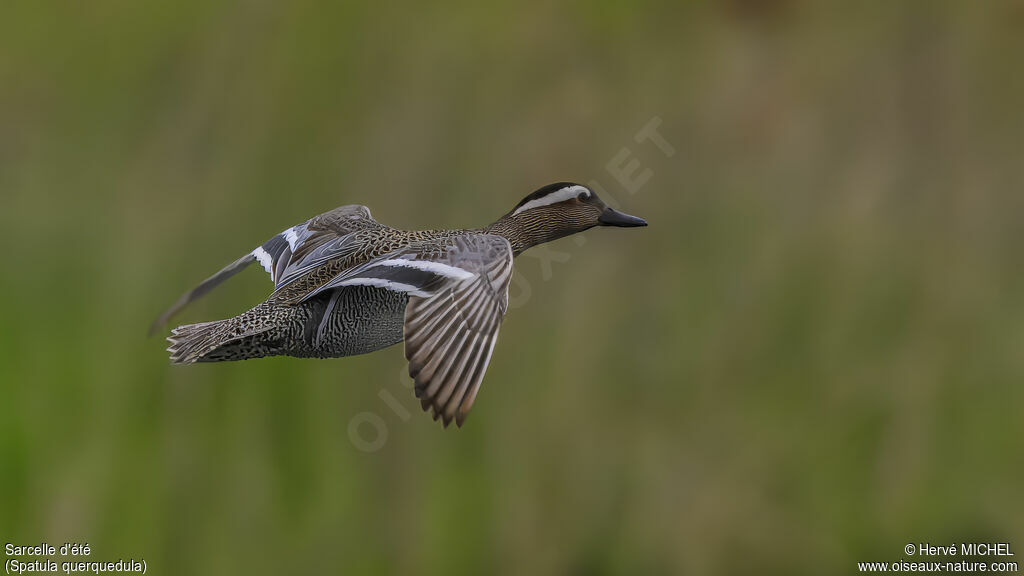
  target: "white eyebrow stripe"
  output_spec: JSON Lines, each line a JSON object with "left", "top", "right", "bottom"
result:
{"left": 513, "top": 185, "right": 590, "bottom": 215}
{"left": 336, "top": 277, "right": 433, "bottom": 297}
{"left": 283, "top": 227, "right": 300, "bottom": 250}
{"left": 376, "top": 259, "right": 476, "bottom": 280}
{"left": 252, "top": 247, "right": 274, "bottom": 274}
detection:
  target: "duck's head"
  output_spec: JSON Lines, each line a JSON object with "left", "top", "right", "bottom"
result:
{"left": 493, "top": 182, "right": 647, "bottom": 253}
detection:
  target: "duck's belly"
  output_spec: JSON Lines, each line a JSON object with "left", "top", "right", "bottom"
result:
{"left": 285, "top": 286, "right": 409, "bottom": 358}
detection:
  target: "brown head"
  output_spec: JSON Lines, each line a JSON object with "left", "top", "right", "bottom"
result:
{"left": 487, "top": 182, "right": 647, "bottom": 254}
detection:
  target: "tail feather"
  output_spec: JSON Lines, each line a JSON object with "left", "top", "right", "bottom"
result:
{"left": 166, "top": 320, "right": 230, "bottom": 364}
{"left": 166, "top": 302, "right": 293, "bottom": 364}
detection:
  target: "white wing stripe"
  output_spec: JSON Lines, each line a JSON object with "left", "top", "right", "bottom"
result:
{"left": 283, "top": 227, "right": 300, "bottom": 250}
{"left": 252, "top": 247, "right": 274, "bottom": 274}
{"left": 377, "top": 259, "right": 476, "bottom": 280}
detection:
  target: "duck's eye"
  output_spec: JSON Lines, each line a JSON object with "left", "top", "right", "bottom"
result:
{"left": 577, "top": 192, "right": 588, "bottom": 201}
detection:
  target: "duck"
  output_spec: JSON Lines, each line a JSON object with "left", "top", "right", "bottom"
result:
{"left": 152, "top": 182, "right": 647, "bottom": 427}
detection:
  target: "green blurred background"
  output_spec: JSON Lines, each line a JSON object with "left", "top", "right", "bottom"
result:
{"left": 2, "top": 1, "right": 1023, "bottom": 574}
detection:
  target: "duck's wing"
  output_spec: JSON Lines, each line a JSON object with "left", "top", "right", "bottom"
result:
{"left": 150, "top": 205, "right": 380, "bottom": 334}
{"left": 299, "top": 234, "right": 514, "bottom": 427}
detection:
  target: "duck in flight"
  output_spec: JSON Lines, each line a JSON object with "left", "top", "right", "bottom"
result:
{"left": 152, "top": 182, "right": 647, "bottom": 427}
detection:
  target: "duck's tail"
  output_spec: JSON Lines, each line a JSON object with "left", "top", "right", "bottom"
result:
{"left": 166, "top": 319, "right": 234, "bottom": 364}
{"left": 166, "top": 306, "right": 286, "bottom": 364}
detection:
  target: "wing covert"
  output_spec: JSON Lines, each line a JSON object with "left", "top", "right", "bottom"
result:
{"left": 150, "top": 204, "right": 378, "bottom": 333}
{"left": 301, "top": 234, "right": 514, "bottom": 427}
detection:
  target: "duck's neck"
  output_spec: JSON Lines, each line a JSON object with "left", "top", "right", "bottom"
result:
{"left": 480, "top": 212, "right": 578, "bottom": 257}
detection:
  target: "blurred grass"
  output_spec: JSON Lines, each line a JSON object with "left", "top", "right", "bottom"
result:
{"left": 2, "top": 1, "right": 1024, "bottom": 574}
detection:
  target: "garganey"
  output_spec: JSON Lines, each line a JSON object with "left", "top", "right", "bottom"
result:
{"left": 153, "top": 182, "right": 646, "bottom": 426}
